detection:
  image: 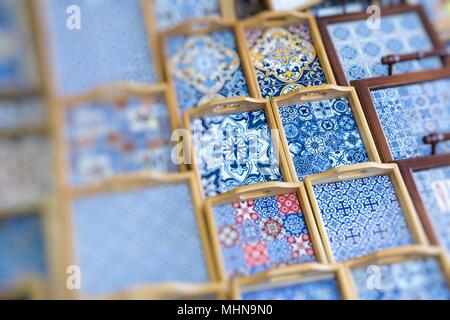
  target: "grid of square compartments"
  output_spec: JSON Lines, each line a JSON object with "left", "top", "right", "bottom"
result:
{"left": 1, "top": 0, "right": 450, "bottom": 300}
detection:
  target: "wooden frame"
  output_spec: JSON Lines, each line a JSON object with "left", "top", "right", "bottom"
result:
{"left": 352, "top": 68, "right": 450, "bottom": 163}
{"left": 230, "top": 263, "right": 352, "bottom": 300}
{"left": 0, "top": 203, "right": 59, "bottom": 300}
{"left": 204, "top": 181, "right": 328, "bottom": 282}
{"left": 343, "top": 245, "right": 450, "bottom": 299}
{"left": 266, "top": 0, "right": 323, "bottom": 11}
{"left": 183, "top": 97, "right": 293, "bottom": 200}
{"left": 55, "top": 171, "right": 221, "bottom": 300}
{"left": 160, "top": 18, "right": 257, "bottom": 124}
{"left": 236, "top": 11, "right": 336, "bottom": 98}
{"left": 304, "top": 162, "right": 428, "bottom": 263}
{"left": 407, "top": 0, "right": 450, "bottom": 42}
{"left": 317, "top": 5, "right": 446, "bottom": 86}
{"left": 397, "top": 154, "right": 450, "bottom": 246}
{"left": 271, "top": 85, "right": 381, "bottom": 182}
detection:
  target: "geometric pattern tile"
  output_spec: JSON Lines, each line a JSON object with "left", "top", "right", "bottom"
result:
{"left": 72, "top": 183, "right": 209, "bottom": 296}
{"left": 352, "top": 258, "right": 450, "bottom": 300}
{"left": 66, "top": 95, "right": 177, "bottom": 186}
{"left": 279, "top": 97, "right": 369, "bottom": 180}
{"left": 370, "top": 78, "right": 450, "bottom": 160}
{"left": 245, "top": 23, "right": 328, "bottom": 98}
{"left": 313, "top": 175, "right": 414, "bottom": 262}
{"left": 213, "top": 192, "right": 316, "bottom": 279}
{"left": 327, "top": 12, "right": 442, "bottom": 83}
{"left": 413, "top": 166, "right": 450, "bottom": 254}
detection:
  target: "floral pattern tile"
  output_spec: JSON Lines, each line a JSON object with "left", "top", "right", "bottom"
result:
{"left": 66, "top": 95, "right": 177, "bottom": 187}
{"left": 166, "top": 29, "right": 249, "bottom": 111}
{"left": 278, "top": 97, "right": 369, "bottom": 180}
{"left": 0, "top": 214, "right": 47, "bottom": 290}
{"left": 72, "top": 183, "right": 209, "bottom": 296}
{"left": 192, "top": 110, "right": 282, "bottom": 197}
{"left": 327, "top": 12, "right": 442, "bottom": 83}
{"left": 370, "top": 78, "right": 450, "bottom": 160}
{"left": 352, "top": 258, "right": 450, "bottom": 300}
{"left": 245, "top": 24, "right": 327, "bottom": 98}
{"left": 241, "top": 277, "right": 341, "bottom": 300}
{"left": 0, "top": 97, "right": 46, "bottom": 131}
{"left": 212, "top": 193, "right": 316, "bottom": 279}
{"left": 413, "top": 166, "right": 450, "bottom": 254}
{"left": 0, "top": 0, "right": 37, "bottom": 91}
{"left": 41, "top": 0, "right": 157, "bottom": 96}
{"left": 0, "top": 136, "right": 52, "bottom": 211}
{"left": 313, "top": 175, "right": 414, "bottom": 262}
{"left": 153, "top": 0, "right": 221, "bottom": 31}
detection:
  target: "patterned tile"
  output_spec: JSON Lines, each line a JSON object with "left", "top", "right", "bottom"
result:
{"left": 327, "top": 12, "right": 442, "bottom": 83}
{"left": 0, "top": 214, "right": 47, "bottom": 291}
{"left": 278, "top": 97, "right": 369, "bottom": 180}
{"left": 153, "top": 0, "right": 221, "bottom": 31}
{"left": 72, "top": 183, "right": 209, "bottom": 296}
{"left": 213, "top": 193, "right": 316, "bottom": 279}
{"left": 245, "top": 24, "right": 327, "bottom": 98}
{"left": 0, "top": 136, "right": 52, "bottom": 210}
{"left": 241, "top": 277, "right": 341, "bottom": 300}
{"left": 41, "top": 0, "right": 157, "bottom": 96}
{"left": 313, "top": 175, "right": 414, "bottom": 262}
{"left": 370, "top": 78, "right": 450, "bottom": 160}
{"left": 166, "top": 29, "right": 249, "bottom": 111}
{"left": 413, "top": 166, "right": 450, "bottom": 254}
{"left": 66, "top": 95, "right": 176, "bottom": 186}
{"left": 0, "top": 0, "right": 37, "bottom": 91}
{"left": 192, "top": 110, "right": 282, "bottom": 197}
{"left": 0, "top": 97, "right": 46, "bottom": 131}
{"left": 352, "top": 258, "right": 450, "bottom": 300}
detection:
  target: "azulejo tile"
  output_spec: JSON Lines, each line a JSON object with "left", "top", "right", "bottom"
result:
{"left": 241, "top": 277, "right": 341, "bottom": 300}
{"left": 279, "top": 97, "right": 369, "bottom": 180}
{"left": 0, "top": 214, "right": 48, "bottom": 291}
{"left": 41, "top": 0, "right": 157, "bottom": 96}
{"left": 153, "top": 0, "right": 221, "bottom": 31}
{"left": 413, "top": 166, "right": 450, "bottom": 254}
{"left": 213, "top": 193, "right": 316, "bottom": 279}
{"left": 192, "top": 110, "right": 282, "bottom": 197}
{"left": 352, "top": 258, "right": 450, "bottom": 300}
{"left": 0, "top": 0, "right": 37, "bottom": 91}
{"left": 66, "top": 95, "right": 177, "bottom": 187}
{"left": 72, "top": 183, "right": 209, "bottom": 297}
{"left": 313, "top": 175, "right": 414, "bottom": 262}
{"left": 0, "top": 136, "right": 52, "bottom": 210}
{"left": 245, "top": 24, "right": 327, "bottom": 98}
{"left": 327, "top": 12, "right": 442, "bottom": 83}
{"left": 0, "top": 97, "right": 46, "bottom": 131}
{"left": 167, "top": 29, "right": 249, "bottom": 111}
{"left": 370, "top": 78, "right": 450, "bottom": 160}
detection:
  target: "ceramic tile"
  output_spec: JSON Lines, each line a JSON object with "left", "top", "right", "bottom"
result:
{"left": 213, "top": 193, "right": 316, "bottom": 279}
{"left": 0, "top": 0, "right": 37, "bottom": 91}
{"left": 166, "top": 29, "right": 249, "bottom": 111}
{"left": 242, "top": 277, "right": 341, "bottom": 300}
{"left": 245, "top": 23, "right": 327, "bottom": 98}
{"left": 278, "top": 97, "right": 369, "bottom": 180}
{"left": 41, "top": 0, "right": 157, "bottom": 96}
{"left": 413, "top": 166, "right": 450, "bottom": 254}
{"left": 153, "top": 0, "right": 221, "bottom": 31}
{"left": 192, "top": 110, "right": 282, "bottom": 197}
{"left": 72, "top": 183, "right": 209, "bottom": 297}
{"left": 313, "top": 175, "right": 414, "bottom": 262}
{"left": 0, "top": 214, "right": 47, "bottom": 291}
{"left": 0, "top": 97, "right": 46, "bottom": 131}
{"left": 66, "top": 95, "right": 177, "bottom": 187}
{"left": 370, "top": 78, "right": 450, "bottom": 160}
{"left": 327, "top": 12, "right": 442, "bottom": 83}
{"left": 352, "top": 258, "right": 450, "bottom": 300}
{"left": 0, "top": 136, "right": 52, "bottom": 210}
